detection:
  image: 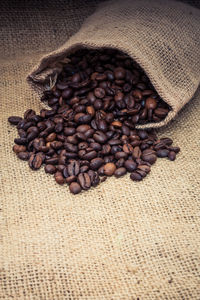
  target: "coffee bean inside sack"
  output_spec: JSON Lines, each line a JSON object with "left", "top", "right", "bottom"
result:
{"left": 8, "top": 48, "right": 180, "bottom": 194}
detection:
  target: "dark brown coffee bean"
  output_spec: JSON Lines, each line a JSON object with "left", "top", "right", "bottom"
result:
{"left": 24, "top": 109, "right": 36, "bottom": 120}
{"left": 115, "top": 151, "right": 128, "bottom": 160}
{"left": 66, "top": 176, "right": 77, "bottom": 184}
{"left": 67, "top": 160, "right": 80, "bottom": 176}
{"left": 88, "top": 170, "right": 100, "bottom": 186}
{"left": 137, "top": 164, "right": 151, "bottom": 173}
{"left": 14, "top": 138, "right": 27, "bottom": 145}
{"left": 76, "top": 124, "right": 91, "bottom": 133}
{"left": 114, "top": 67, "right": 126, "bottom": 79}
{"left": 64, "top": 127, "right": 76, "bottom": 136}
{"left": 156, "top": 149, "right": 169, "bottom": 158}
{"left": 168, "top": 151, "right": 176, "bottom": 161}
{"left": 62, "top": 88, "right": 73, "bottom": 99}
{"left": 142, "top": 149, "right": 157, "bottom": 165}
{"left": 90, "top": 158, "right": 104, "bottom": 170}
{"left": 78, "top": 173, "right": 91, "bottom": 190}
{"left": 8, "top": 116, "right": 22, "bottom": 125}
{"left": 69, "top": 182, "right": 82, "bottom": 194}
{"left": 93, "top": 131, "right": 108, "bottom": 143}
{"left": 132, "top": 146, "right": 142, "bottom": 160}
{"left": 114, "top": 167, "right": 127, "bottom": 178}
{"left": 29, "top": 153, "right": 43, "bottom": 170}
{"left": 136, "top": 169, "right": 147, "bottom": 178}
{"left": 94, "top": 87, "right": 105, "bottom": 98}
{"left": 83, "top": 150, "right": 97, "bottom": 161}
{"left": 124, "top": 160, "right": 137, "bottom": 172}
{"left": 104, "top": 163, "right": 116, "bottom": 176}
{"left": 154, "top": 107, "right": 168, "bottom": 118}
{"left": 54, "top": 171, "right": 65, "bottom": 184}
{"left": 116, "top": 158, "right": 125, "bottom": 168}
{"left": 45, "top": 164, "right": 57, "bottom": 174}
{"left": 46, "top": 133, "right": 56, "bottom": 142}
{"left": 64, "top": 142, "right": 78, "bottom": 153}
{"left": 160, "top": 138, "right": 173, "bottom": 146}
{"left": 168, "top": 146, "right": 180, "bottom": 154}
{"left": 145, "top": 97, "right": 157, "bottom": 109}
{"left": 130, "top": 172, "right": 143, "bottom": 181}
{"left": 13, "top": 145, "right": 26, "bottom": 153}
{"left": 45, "top": 157, "right": 59, "bottom": 165}
{"left": 123, "top": 143, "right": 134, "bottom": 154}
{"left": 17, "top": 151, "right": 29, "bottom": 160}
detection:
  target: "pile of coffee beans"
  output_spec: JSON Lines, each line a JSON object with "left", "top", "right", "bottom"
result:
{"left": 8, "top": 49, "right": 180, "bottom": 194}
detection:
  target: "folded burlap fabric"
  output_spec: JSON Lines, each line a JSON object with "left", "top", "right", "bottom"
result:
{"left": 28, "top": 0, "right": 200, "bottom": 128}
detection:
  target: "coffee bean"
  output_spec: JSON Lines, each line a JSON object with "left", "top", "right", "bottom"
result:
{"left": 88, "top": 170, "right": 100, "bottom": 186}
{"left": 114, "top": 167, "right": 127, "bottom": 178}
{"left": 13, "top": 145, "right": 26, "bottom": 153}
{"left": 78, "top": 173, "right": 91, "bottom": 190}
{"left": 124, "top": 160, "right": 137, "bottom": 172}
{"left": 68, "top": 160, "right": 80, "bottom": 176}
{"left": 142, "top": 149, "right": 157, "bottom": 164}
{"left": 66, "top": 175, "right": 77, "bottom": 184}
{"left": 54, "top": 171, "right": 65, "bottom": 184}
{"left": 69, "top": 182, "right": 82, "bottom": 194}
{"left": 104, "top": 163, "right": 116, "bottom": 176}
{"left": 130, "top": 172, "right": 143, "bottom": 181}
{"left": 45, "top": 164, "right": 57, "bottom": 174}
{"left": 156, "top": 149, "right": 169, "bottom": 158}
{"left": 93, "top": 131, "right": 107, "bottom": 143}
{"left": 17, "top": 151, "right": 29, "bottom": 160}
{"left": 132, "top": 146, "right": 141, "bottom": 160}
{"left": 137, "top": 164, "right": 151, "bottom": 173}
{"left": 168, "top": 151, "right": 176, "bottom": 161}
{"left": 114, "top": 67, "right": 126, "bottom": 79}
{"left": 29, "top": 153, "right": 43, "bottom": 170}
{"left": 94, "top": 87, "right": 105, "bottom": 99}
{"left": 8, "top": 116, "right": 22, "bottom": 125}
{"left": 90, "top": 158, "right": 104, "bottom": 170}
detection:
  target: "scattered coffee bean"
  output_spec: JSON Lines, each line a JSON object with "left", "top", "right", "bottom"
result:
{"left": 8, "top": 48, "right": 179, "bottom": 194}
{"left": 69, "top": 182, "right": 82, "bottom": 194}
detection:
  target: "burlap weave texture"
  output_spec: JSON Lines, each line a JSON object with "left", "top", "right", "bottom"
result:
{"left": 0, "top": 1, "right": 200, "bottom": 299}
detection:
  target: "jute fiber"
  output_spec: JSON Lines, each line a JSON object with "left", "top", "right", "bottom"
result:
{"left": 28, "top": 0, "right": 200, "bottom": 129}
{"left": 0, "top": 0, "right": 200, "bottom": 299}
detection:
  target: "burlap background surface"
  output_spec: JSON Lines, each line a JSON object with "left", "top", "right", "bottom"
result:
{"left": 0, "top": 1, "right": 200, "bottom": 299}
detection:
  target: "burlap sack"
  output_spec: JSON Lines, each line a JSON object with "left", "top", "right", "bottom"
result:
{"left": 0, "top": 0, "right": 200, "bottom": 299}
{"left": 27, "top": 0, "right": 200, "bottom": 128}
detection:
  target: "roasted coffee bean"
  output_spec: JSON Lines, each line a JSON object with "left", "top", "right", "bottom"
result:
{"left": 104, "top": 163, "right": 116, "bottom": 176}
{"left": 115, "top": 151, "right": 128, "bottom": 160}
{"left": 68, "top": 160, "right": 80, "bottom": 176}
{"left": 17, "top": 151, "right": 29, "bottom": 160}
{"left": 8, "top": 116, "right": 22, "bottom": 125}
{"left": 156, "top": 149, "right": 169, "bottom": 158}
{"left": 88, "top": 170, "right": 100, "bottom": 186}
{"left": 29, "top": 153, "right": 43, "bottom": 170}
{"left": 78, "top": 173, "right": 91, "bottom": 190}
{"left": 123, "top": 143, "right": 133, "bottom": 154}
{"left": 64, "top": 127, "right": 76, "bottom": 136}
{"left": 90, "top": 157, "right": 104, "bottom": 170}
{"left": 54, "top": 171, "right": 65, "bottom": 184}
{"left": 45, "top": 164, "right": 57, "bottom": 174}
{"left": 69, "top": 182, "right": 82, "bottom": 194}
{"left": 168, "top": 151, "right": 176, "bottom": 161}
{"left": 132, "top": 146, "right": 142, "bottom": 160}
{"left": 94, "top": 87, "right": 105, "bottom": 98}
{"left": 137, "top": 164, "right": 151, "bottom": 173}
{"left": 124, "top": 160, "right": 137, "bottom": 172}
{"left": 45, "top": 157, "right": 59, "bottom": 165}
{"left": 83, "top": 150, "right": 97, "bottom": 161}
{"left": 114, "top": 167, "right": 127, "bottom": 178}
{"left": 116, "top": 158, "right": 125, "bottom": 168}
{"left": 66, "top": 176, "right": 77, "bottom": 184}
{"left": 142, "top": 149, "right": 157, "bottom": 164}
{"left": 93, "top": 131, "right": 107, "bottom": 143}
{"left": 130, "top": 172, "right": 143, "bottom": 181}
{"left": 76, "top": 124, "right": 91, "bottom": 133}
{"left": 14, "top": 138, "right": 27, "bottom": 145}
{"left": 136, "top": 169, "right": 147, "bottom": 178}
{"left": 13, "top": 144, "right": 26, "bottom": 153}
